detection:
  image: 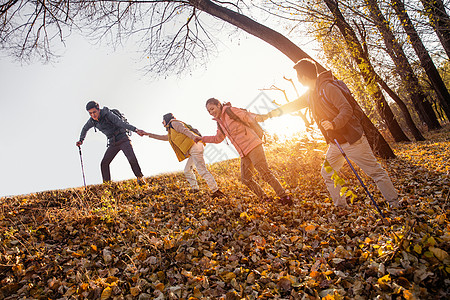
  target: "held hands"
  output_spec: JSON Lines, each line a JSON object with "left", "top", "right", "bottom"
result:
{"left": 193, "top": 136, "right": 203, "bottom": 143}
{"left": 321, "top": 120, "right": 335, "bottom": 131}
{"left": 135, "top": 129, "right": 147, "bottom": 136}
{"left": 255, "top": 113, "right": 271, "bottom": 122}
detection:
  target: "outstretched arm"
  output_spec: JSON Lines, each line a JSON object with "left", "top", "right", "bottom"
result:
{"left": 263, "top": 93, "right": 309, "bottom": 120}
{"left": 202, "top": 123, "right": 226, "bottom": 144}
{"left": 144, "top": 132, "right": 169, "bottom": 141}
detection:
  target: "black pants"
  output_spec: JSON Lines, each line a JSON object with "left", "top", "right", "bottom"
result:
{"left": 100, "top": 137, "right": 143, "bottom": 182}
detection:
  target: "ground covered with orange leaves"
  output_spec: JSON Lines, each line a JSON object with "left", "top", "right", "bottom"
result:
{"left": 1, "top": 126, "right": 449, "bottom": 299}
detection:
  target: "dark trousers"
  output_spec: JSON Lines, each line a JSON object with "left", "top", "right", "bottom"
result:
{"left": 101, "top": 137, "right": 143, "bottom": 182}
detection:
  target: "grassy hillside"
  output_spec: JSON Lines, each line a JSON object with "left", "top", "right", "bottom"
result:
{"left": 1, "top": 127, "right": 449, "bottom": 299}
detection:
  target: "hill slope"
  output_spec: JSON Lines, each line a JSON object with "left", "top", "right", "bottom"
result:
{"left": 1, "top": 127, "right": 449, "bottom": 299}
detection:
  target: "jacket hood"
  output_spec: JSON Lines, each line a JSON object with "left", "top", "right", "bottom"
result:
{"left": 98, "top": 107, "right": 109, "bottom": 119}
{"left": 214, "top": 102, "right": 232, "bottom": 121}
{"left": 316, "top": 71, "right": 335, "bottom": 92}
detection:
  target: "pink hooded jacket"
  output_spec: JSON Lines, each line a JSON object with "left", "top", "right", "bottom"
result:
{"left": 202, "top": 103, "right": 262, "bottom": 157}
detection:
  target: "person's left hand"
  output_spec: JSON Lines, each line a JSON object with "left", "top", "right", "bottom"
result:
{"left": 321, "top": 120, "right": 334, "bottom": 131}
{"left": 255, "top": 113, "right": 271, "bottom": 122}
{"left": 136, "top": 129, "right": 146, "bottom": 136}
{"left": 194, "top": 136, "right": 202, "bottom": 143}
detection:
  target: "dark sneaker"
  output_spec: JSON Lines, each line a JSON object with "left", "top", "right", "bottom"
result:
{"left": 388, "top": 200, "right": 400, "bottom": 208}
{"left": 280, "top": 195, "right": 293, "bottom": 206}
{"left": 137, "top": 177, "right": 146, "bottom": 186}
{"left": 211, "top": 189, "right": 225, "bottom": 199}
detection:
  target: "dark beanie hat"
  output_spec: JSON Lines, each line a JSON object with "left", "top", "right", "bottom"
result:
{"left": 163, "top": 113, "right": 175, "bottom": 125}
{"left": 86, "top": 101, "right": 99, "bottom": 111}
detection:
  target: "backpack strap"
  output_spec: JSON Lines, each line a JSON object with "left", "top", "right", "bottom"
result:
{"left": 224, "top": 106, "right": 266, "bottom": 142}
{"left": 215, "top": 121, "right": 230, "bottom": 145}
{"left": 319, "top": 80, "right": 364, "bottom": 129}
{"left": 224, "top": 106, "right": 251, "bottom": 128}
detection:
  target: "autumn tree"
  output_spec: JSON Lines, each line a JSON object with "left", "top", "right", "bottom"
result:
{"left": 391, "top": 0, "right": 450, "bottom": 120}
{"left": 321, "top": 0, "right": 411, "bottom": 142}
{"left": 419, "top": 0, "right": 450, "bottom": 59}
{"left": 364, "top": 0, "right": 442, "bottom": 130}
{"left": 0, "top": 0, "right": 395, "bottom": 157}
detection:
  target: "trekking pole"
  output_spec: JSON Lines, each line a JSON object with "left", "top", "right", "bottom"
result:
{"left": 333, "top": 139, "right": 386, "bottom": 219}
{"left": 78, "top": 145, "right": 87, "bottom": 189}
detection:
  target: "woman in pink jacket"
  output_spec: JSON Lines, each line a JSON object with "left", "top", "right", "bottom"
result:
{"left": 195, "top": 98, "right": 292, "bottom": 205}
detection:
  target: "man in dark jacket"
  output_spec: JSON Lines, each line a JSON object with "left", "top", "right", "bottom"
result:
{"left": 263, "top": 59, "right": 399, "bottom": 208}
{"left": 76, "top": 101, "right": 146, "bottom": 185}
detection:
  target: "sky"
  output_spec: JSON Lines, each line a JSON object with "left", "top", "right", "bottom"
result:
{"left": 0, "top": 32, "right": 311, "bottom": 197}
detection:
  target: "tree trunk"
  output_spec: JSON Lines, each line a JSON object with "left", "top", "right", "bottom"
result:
{"left": 365, "top": 0, "right": 441, "bottom": 130}
{"left": 420, "top": 0, "right": 450, "bottom": 59}
{"left": 392, "top": 0, "right": 450, "bottom": 120}
{"left": 377, "top": 78, "right": 425, "bottom": 141}
{"left": 323, "top": 0, "right": 410, "bottom": 143}
{"left": 189, "top": 0, "right": 396, "bottom": 158}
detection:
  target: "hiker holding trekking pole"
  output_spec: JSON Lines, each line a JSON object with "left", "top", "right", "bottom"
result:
{"left": 194, "top": 99, "right": 293, "bottom": 206}
{"left": 142, "top": 113, "right": 225, "bottom": 198}
{"left": 76, "top": 101, "right": 147, "bottom": 185}
{"left": 262, "top": 59, "right": 399, "bottom": 209}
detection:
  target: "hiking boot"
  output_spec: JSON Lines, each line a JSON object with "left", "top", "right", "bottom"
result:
{"left": 211, "top": 189, "right": 225, "bottom": 199}
{"left": 137, "top": 177, "right": 146, "bottom": 186}
{"left": 280, "top": 195, "right": 293, "bottom": 206}
{"left": 335, "top": 203, "right": 350, "bottom": 209}
{"left": 388, "top": 200, "right": 400, "bottom": 208}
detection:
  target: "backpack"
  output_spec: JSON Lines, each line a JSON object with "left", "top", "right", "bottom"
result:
{"left": 183, "top": 122, "right": 202, "bottom": 137}
{"left": 109, "top": 108, "right": 132, "bottom": 136}
{"left": 218, "top": 106, "right": 265, "bottom": 140}
{"left": 319, "top": 79, "right": 364, "bottom": 122}
{"left": 168, "top": 120, "right": 202, "bottom": 137}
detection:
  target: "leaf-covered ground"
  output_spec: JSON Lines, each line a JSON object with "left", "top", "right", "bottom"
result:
{"left": 1, "top": 126, "right": 449, "bottom": 300}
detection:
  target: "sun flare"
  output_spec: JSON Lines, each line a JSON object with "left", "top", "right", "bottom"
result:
{"left": 263, "top": 113, "right": 309, "bottom": 141}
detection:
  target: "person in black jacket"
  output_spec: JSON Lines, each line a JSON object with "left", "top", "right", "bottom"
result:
{"left": 263, "top": 59, "right": 399, "bottom": 209}
{"left": 76, "top": 101, "right": 146, "bottom": 185}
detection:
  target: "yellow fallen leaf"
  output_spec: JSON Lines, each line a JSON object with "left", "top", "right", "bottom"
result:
{"left": 429, "top": 246, "right": 449, "bottom": 261}
{"left": 310, "top": 270, "right": 320, "bottom": 278}
{"left": 193, "top": 286, "right": 202, "bottom": 298}
{"left": 222, "top": 272, "right": 236, "bottom": 283}
{"left": 427, "top": 237, "right": 436, "bottom": 247}
{"left": 71, "top": 251, "right": 84, "bottom": 258}
{"left": 100, "top": 287, "right": 112, "bottom": 300}
{"left": 155, "top": 282, "right": 164, "bottom": 291}
{"left": 413, "top": 244, "right": 422, "bottom": 254}
{"left": 130, "top": 286, "right": 140, "bottom": 296}
{"left": 305, "top": 224, "right": 316, "bottom": 232}
{"left": 378, "top": 274, "right": 391, "bottom": 284}
{"left": 403, "top": 289, "right": 417, "bottom": 300}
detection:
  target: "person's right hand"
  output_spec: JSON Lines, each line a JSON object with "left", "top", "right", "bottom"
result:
{"left": 76, "top": 141, "right": 83, "bottom": 147}
{"left": 193, "top": 136, "right": 202, "bottom": 143}
{"left": 256, "top": 113, "right": 271, "bottom": 122}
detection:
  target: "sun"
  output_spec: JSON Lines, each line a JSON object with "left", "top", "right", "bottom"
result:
{"left": 263, "top": 113, "right": 309, "bottom": 140}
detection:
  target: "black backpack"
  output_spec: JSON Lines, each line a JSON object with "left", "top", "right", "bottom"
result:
{"left": 109, "top": 108, "right": 132, "bottom": 136}
{"left": 218, "top": 106, "right": 265, "bottom": 140}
